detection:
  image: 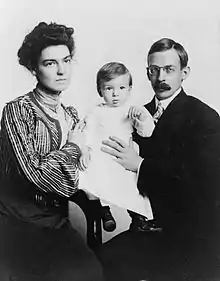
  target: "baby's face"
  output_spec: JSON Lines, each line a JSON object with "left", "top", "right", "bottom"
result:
{"left": 101, "top": 74, "right": 131, "bottom": 107}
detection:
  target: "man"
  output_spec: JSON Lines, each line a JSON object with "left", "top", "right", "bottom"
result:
{"left": 98, "top": 38, "right": 220, "bottom": 281}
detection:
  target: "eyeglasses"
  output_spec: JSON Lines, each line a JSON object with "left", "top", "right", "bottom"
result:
{"left": 147, "top": 65, "right": 176, "bottom": 76}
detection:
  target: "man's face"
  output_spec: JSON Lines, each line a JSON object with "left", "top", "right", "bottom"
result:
{"left": 36, "top": 45, "right": 72, "bottom": 93}
{"left": 147, "top": 49, "right": 189, "bottom": 100}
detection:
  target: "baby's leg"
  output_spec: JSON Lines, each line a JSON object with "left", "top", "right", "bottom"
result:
{"left": 84, "top": 192, "right": 116, "bottom": 233}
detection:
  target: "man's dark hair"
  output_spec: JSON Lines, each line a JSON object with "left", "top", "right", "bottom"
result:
{"left": 148, "top": 38, "right": 188, "bottom": 69}
{"left": 96, "top": 62, "right": 132, "bottom": 97}
{"left": 17, "top": 22, "right": 75, "bottom": 72}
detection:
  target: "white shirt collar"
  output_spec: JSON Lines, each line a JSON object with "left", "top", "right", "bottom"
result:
{"left": 155, "top": 87, "right": 182, "bottom": 110}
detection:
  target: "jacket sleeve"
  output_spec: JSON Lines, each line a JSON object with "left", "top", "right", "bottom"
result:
{"left": 2, "top": 101, "right": 81, "bottom": 197}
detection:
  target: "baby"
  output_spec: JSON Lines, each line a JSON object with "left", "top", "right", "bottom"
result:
{"left": 79, "top": 62, "right": 155, "bottom": 231}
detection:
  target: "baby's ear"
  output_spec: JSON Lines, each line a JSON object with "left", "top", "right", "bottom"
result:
{"left": 82, "top": 116, "right": 88, "bottom": 125}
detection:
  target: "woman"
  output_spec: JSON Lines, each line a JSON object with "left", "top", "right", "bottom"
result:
{"left": 0, "top": 22, "right": 103, "bottom": 280}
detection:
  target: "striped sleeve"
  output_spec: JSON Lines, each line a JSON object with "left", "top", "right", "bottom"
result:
{"left": 2, "top": 101, "right": 80, "bottom": 197}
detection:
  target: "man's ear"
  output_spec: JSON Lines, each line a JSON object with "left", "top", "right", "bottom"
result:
{"left": 181, "top": 66, "right": 190, "bottom": 81}
{"left": 147, "top": 68, "right": 151, "bottom": 81}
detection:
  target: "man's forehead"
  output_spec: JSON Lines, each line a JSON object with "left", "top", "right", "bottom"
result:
{"left": 148, "top": 49, "right": 180, "bottom": 66}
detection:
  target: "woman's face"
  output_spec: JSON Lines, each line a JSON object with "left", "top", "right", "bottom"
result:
{"left": 35, "top": 45, "right": 73, "bottom": 93}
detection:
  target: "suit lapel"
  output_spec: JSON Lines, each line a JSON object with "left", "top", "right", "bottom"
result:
{"left": 145, "top": 97, "right": 156, "bottom": 115}
{"left": 147, "top": 89, "right": 188, "bottom": 137}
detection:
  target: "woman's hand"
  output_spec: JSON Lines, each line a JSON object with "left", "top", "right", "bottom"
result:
{"left": 79, "top": 147, "right": 91, "bottom": 171}
{"left": 67, "top": 120, "right": 86, "bottom": 149}
{"left": 101, "top": 136, "right": 143, "bottom": 172}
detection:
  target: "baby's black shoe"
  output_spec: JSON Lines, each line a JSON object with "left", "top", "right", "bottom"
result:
{"left": 100, "top": 206, "right": 116, "bottom": 232}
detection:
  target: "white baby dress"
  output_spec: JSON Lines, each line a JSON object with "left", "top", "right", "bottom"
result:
{"left": 79, "top": 103, "right": 153, "bottom": 218}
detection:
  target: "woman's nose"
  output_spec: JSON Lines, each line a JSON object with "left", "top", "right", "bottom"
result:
{"left": 57, "top": 63, "right": 65, "bottom": 75}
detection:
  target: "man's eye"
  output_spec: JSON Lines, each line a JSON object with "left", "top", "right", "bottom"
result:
{"left": 149, "top": 67, "right": 158, "bottom": 74}
{"left": 165, "top": 67, "right": 175, "bottom": 73}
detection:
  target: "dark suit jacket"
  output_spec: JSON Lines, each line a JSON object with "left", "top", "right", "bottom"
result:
{"left": 99, "top": 89, "right": 220, "bottom": 280}
{"left": 134, "top": 88, "right": 220, "bottom": 239}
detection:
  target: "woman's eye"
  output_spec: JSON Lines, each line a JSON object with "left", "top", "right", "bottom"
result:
{"left": 64, "top": 58, "right": 71, "bottom": 63}
{"left": 44, "top": 61, "right": 56, "bottom": 67}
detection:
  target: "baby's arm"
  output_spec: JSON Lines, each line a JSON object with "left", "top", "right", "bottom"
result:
{"left": 128, "top": 105, "right": 155, "bottom": 137}
{"left": 78, "top": 110, "right": 96, "bottom": 171}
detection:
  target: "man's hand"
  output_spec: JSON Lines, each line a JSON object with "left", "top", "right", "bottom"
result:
{"left": 101, "top": 136, "right": 143, "bottom": 172}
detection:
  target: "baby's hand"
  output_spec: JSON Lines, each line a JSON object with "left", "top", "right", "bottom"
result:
{"left": 128, "top": 105, "right": 155, "bottom": 137}
{"left": 79, "top": 146, "right": 91, "bottom": 171}
{"left": 128, "top": 106, "right": 151, "bottom": 122}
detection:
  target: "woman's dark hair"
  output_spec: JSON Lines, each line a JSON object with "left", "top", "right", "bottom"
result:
{"left": 147, "top": 38, "right": 188, "bottom": 69}
{"left": 96, "top": 62, "right": 132, "bottom": 97}
{"left": 17, "top": 22, "right": 75, "bottom": 72}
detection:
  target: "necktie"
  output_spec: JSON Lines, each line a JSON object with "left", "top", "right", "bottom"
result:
{"left": 153, "top": 102, "right": 164, "bottom": 123}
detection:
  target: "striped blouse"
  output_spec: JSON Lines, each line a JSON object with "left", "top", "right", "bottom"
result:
{"left": 0, "top": 90, "right": 81, "bottom": 197}
{"left": 0, "top": 89, "right": 83, "bottom": 227}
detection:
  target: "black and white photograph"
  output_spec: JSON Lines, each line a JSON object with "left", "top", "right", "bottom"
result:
{"left": 0, "top": 0, "right": 220, "bottom": 280}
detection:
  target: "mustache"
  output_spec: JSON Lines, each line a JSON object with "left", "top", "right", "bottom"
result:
{"left": 154, "top": 82, "right": 171, "bottom": 91}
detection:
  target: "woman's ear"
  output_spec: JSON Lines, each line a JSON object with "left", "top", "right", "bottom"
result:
{"left": 31, "top": 66, "right": 38, "bottom": 76}
{"left": 181, "top": 66, "right": 190, "bottom": 81}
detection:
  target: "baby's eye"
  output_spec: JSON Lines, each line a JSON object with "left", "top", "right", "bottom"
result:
{"left": 120, "top": 86, "right": 126, "bottom": 90}
{"left": 105, "top": 87, "right": 113, "bottom": 91}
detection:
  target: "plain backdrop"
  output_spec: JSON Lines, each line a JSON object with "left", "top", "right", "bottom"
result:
{"left": 0, "top": 0, "right": 220, "bottom": 241}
